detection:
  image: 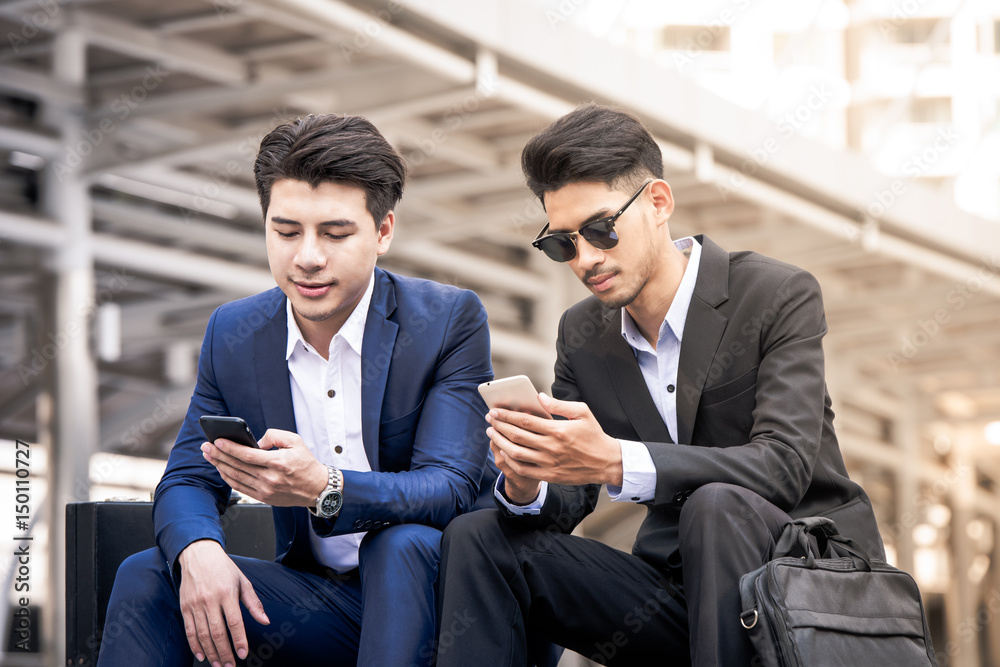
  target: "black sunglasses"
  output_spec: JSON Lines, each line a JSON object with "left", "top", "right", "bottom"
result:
{"left": 531, "top": 179, "right": 652, "bottom": 262}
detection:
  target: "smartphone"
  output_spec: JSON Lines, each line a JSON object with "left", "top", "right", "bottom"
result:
{"left": 199, "top": 415, "right": 260, "bottom": 448}
{"left": 478, "top": 375, "right": 551, "bottom": 419}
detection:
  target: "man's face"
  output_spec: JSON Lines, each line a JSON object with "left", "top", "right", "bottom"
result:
{"left": 543, "top": 181, "right": 659, "bottom": 309}
{"left": 265, "top": 178, "right": 392, "bottom": 339}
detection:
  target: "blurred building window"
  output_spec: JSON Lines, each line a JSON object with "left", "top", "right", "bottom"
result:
{"left": 907, "top": 97, "right": 952, "bottom": 123}
{"left": 658, "top": 25, "right": 731, "bottom": 52}
{"left": 890, "top": 18, "right": 949, "bottom": 45}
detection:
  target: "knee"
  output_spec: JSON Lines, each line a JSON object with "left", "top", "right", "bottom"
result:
{"left": 680, "top": 483, "right": 763, "bottom": 530}
{"left": 113, "top": 548, "right": 172, "bottom": 594}
{"left": 441, "top": 509, "right": 503, "bottom": 554}
{"left": 360, "top": 524, "right": 442, "bottom": 568}
{"left": 107, "top": 547, "right": 176, "bottom": 616}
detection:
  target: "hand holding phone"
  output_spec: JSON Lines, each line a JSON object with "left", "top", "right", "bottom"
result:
{"left": 199, "top": 415, "right": 260, "bottom": 448}
{"left": 477, "top": 375, "right": 551, "bottom": 419}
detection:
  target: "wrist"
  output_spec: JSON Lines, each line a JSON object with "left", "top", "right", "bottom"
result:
{"left": 606, "top": 435, "right": 624, "bottom": 487}
{"left": 308, "top": 461, "right": 330, "bottom": 505}
{"left": 503, "top": 478, "right": 541, "bottom": 505}
{"left": 178, "top": 539, "right": 221, "bottom": 570}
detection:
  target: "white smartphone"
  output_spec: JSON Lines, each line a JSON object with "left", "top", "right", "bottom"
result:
{"left": 478, "top": 375, "right": 551, "bottom": 419}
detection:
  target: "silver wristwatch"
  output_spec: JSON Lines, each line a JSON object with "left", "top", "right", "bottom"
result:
{"left": 309, "top": 465, "right": 344, "bottom": 519}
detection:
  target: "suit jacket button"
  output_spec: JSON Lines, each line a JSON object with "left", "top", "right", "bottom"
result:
{"left": 370, "top": 521, "right": 382, "bottom": 530}
{"left": 673, "top": 492, "right": 685, "bottom": 503}
{"left": 353, "top": 519, "right": 364, "bottom": 530}
{"left": 362, "top": 519, "right": 373, "bottom": 529}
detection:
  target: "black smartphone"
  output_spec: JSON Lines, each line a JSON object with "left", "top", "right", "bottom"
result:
{"left": 199, "top": 415, "right": 260, "bottom": 448}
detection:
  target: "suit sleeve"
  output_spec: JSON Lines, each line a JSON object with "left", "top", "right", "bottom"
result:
{"left": 152, "top": 308, "right": 234, "bottom": 579}
{"left": 494, "top": 310, "right": 601, "bottom": 532}
{"left": 311, "top": 290, "right": 494, "bottom": 536}
{"left": 646, "top": 268, "right": 829, "bottom": 511}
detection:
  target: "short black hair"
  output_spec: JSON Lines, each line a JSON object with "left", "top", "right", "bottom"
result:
{"left": 521, "top": 104, "right": 662, "bottom": 206}
{"left": 254, "top": 114, "right": 406, "bottom": 226}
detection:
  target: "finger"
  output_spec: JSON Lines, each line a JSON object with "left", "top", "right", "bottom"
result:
{"left": 258, "top": 428, "right": 301, "bottom": 451}
{"left": 182, "top": 608, "right": 206, "bottom": 663}
{"left": 488, "top": 417, "right": 549, "bottom": 452}
{"left": 490, "top": 407, "right": 556, "bottom": 435}
{"left": 206, "top": 604, "right": 236, "bottom": 667}
{"left": 194, "top": 608, "right": 223, "bottom": 667}
{"left": 214, "top": 465, "right": 260, "bottom": 500}
{"left": 488, "top": 426, "right": 545, "bottom": 467}
{"left": 208, "top": 438, "right": 271, "bottom": 468}
{"left": 537, "top": 392, "right": 588, "bottom": 419}
{"left": 222, "top": 592, "right": 250, "bottom": 663}
{"left": 239, "top": 575, "right": 271, "bottom": 626}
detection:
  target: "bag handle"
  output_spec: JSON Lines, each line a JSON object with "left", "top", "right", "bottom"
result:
{"left": 772, "top": 517, "right": 872, "bottom": 571}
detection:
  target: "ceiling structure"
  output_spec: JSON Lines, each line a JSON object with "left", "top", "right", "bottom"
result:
{"left": 1, "top": 0, "right": 999, "bottom": 663}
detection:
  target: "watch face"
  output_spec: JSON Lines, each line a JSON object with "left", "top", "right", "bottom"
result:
{"left": 320, "top": 491, "right": 343, "bottom": 518}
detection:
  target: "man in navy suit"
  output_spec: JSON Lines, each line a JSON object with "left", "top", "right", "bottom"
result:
{"left": 99, "top": 114, "right": 494, "bottom": 667}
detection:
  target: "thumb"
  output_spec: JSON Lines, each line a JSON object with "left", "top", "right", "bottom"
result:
{"left": 239, "top": 576, "right": 270, "bottom": 625}
{"left": 537, "top": 392, "right": 585, "bottom": 419}
{"left": 259, "top": 428, "right": 298, "bottom": 451}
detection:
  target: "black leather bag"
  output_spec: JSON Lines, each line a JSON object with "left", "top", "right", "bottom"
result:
{"left": 739, "top": 517, "right": 937, "bottom": 666}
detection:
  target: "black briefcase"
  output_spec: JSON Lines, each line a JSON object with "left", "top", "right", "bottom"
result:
{"left": 739, "top": 517, "right": 937, "bottom": 667}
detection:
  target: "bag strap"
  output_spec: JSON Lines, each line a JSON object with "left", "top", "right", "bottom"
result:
{"left": 772, "top": 517, "right": 872, "bottom": 571}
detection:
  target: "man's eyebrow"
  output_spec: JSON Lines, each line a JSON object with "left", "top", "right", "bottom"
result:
{"left": 270, "top": 216, "right": 358, "bottom": 228}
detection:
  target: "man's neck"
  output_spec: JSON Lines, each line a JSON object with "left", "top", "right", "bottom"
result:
{"left": 625, "top": 243, "right": 689, "bottom": 348}
{"left": 294, "top": 312, "right": 348, "bottom": 361}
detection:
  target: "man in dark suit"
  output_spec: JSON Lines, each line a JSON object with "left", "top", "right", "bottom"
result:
{"left": 99, "top": 114, "right": 494, "bottom": 667}
{"left": 436, "top": 104, "right": 884, "bottom": 666}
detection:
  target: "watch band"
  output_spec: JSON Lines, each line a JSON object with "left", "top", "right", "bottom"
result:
{"left": 309, "top": 464, "right": 343, "bottom": 517}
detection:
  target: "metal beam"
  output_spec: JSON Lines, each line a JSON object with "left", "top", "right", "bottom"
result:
{"left": 0, "top": 121, "right": 62, "bottom": 159}
{"left": 72, "top": 10, "right": 248, "bottom": 85}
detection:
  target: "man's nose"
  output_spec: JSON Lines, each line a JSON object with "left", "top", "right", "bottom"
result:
{"left": 295, "top": 235, "right": 326, "bottom": 270}
{"left": 573, "top": 234, "right": 605, "bottom": 270}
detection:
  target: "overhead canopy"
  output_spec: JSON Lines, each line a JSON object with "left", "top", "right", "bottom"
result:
{"left": 1, "top": 0, "right": 998, "bottom": 659}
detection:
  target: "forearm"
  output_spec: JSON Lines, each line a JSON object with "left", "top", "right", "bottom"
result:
{"left": 311, "top": 466, "right": 481, "bottom": 536}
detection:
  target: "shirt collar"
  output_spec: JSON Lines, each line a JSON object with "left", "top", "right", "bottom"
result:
{"left": 285, "top": 272, "right": 375, "bottom": 360}
{"left": 621, "top": 236, "right": 703, "bottom": 350}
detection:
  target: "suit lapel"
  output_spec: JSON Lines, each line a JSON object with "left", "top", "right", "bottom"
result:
{"left": 676, "top": 235, "right": 730, "bottom": 444}
{"left": 253, "top": 289, "right": 297, "bottom": 433}
{"left": 599, "top": 308, "right": 674, "bottom": 444}
{"left": 359, "top": 269, "right": 397, "bottom": 472}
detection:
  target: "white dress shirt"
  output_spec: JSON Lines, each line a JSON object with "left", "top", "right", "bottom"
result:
{"left": 285, "top": 274, "right": 375, "bottom": 572}
{"left": 497, "top": 237, "right": 702, "bottom": 514}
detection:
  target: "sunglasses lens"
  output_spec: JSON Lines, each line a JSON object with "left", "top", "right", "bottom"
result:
{"left": 579, "top": 220, "right": 619, "bottom": 250}
{"left": 537, "top": 236, "right": 576, "bottom": 262}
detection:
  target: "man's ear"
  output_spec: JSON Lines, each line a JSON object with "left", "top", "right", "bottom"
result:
{"left": 649, "top": 179, "right": 675, "bottom": 226}
{"left": 376, "top": 211, "right": 395, "bottom": 256}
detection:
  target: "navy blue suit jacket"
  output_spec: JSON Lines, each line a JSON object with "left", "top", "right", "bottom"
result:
{"left": 153, "top": 268, "right": 495, "bottom": 576}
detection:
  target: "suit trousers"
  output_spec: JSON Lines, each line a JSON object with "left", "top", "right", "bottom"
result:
{"left": 96, "top": 523, "right": 442, "bottom": 667}
{"left": 437, "top": 483, "right": 792, "bottom": 667}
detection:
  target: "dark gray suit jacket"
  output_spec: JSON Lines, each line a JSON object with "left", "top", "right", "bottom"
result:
{"left": 504, "top": 235, "right": 884, "bottom": 571}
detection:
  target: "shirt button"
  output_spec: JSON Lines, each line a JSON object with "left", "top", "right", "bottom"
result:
{"left": 631, "top": 496, "right": 640, "bottom": 501}
{"left": 327, "top": 389, "right": 336, "bottom": 398}
{"left": 334, "top": 446, "right": 343, "bottom": 454}
{"left": 667, "top": 384, "right": 675, "bottom": 393}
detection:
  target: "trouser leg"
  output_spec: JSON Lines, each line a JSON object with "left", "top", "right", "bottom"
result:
{"left": 437, "top": 509, "right": 690, "bottom": 667}
{"left": 96, "top": 547, "right": 364, "bottom": 667}
{"left": 357, "top": 524, "right": 442, "bottom": 667}
{"left": 678, "top": 483, "right": 791, "bottom": 667}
